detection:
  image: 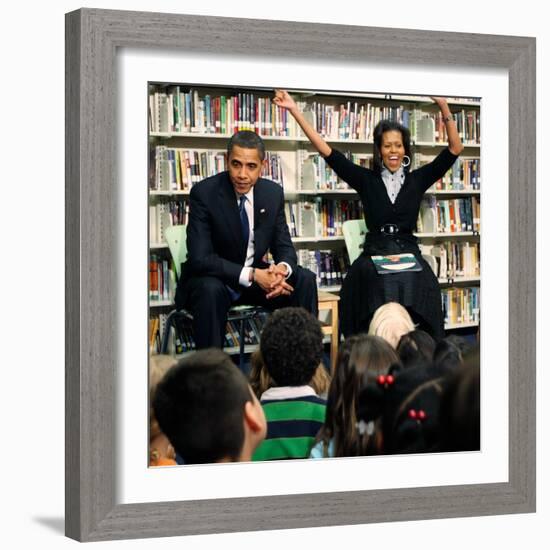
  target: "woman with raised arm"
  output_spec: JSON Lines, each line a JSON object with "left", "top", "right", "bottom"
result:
{"left": 273, "top": 90, "right": 464, "bottom": 340}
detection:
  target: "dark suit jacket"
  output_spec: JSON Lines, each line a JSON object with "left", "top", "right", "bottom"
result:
{"left": 179, "top": 171, "right": 297, "bottom": 293}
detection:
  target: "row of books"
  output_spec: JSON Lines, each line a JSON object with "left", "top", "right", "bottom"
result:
{"left": 149, "top": 255, "right": 176, "bottom": 302}
{"left": 149, "top": 88, "right": 300, "bottom": 137}
{"left": 149, "top": 88, "right": 481, "bottom": 144}
{"left": 421, "top": 242, "right": 480, "bottom": 279}
{"left": 417, "top": 196, "right": 481, "bottom": 233}
{"left": 298, "top": 249, "right": 350, "bottom": 288}
{"left": 152, "top": 147, "right": 226, "bottom": 191}
{"left": 285, "top": 199, "right": 364, "bottom": 238}
{"left": 149, "top": 199, "right": 189, "bottom": 244}
{"left": 415, "top": 110, "right": 480, "bottom": 145}
{"left": 151, "top": 145, "right": 481, "bottom": 195}
{"left": 300, "top": 151, "right": 371, "bottom": 191}
{"left": 150, "top": 146, "right": 285, "bottom": 191}
{"left": 440, "top": 158, "right": 480, "bottom": 190}
{"left": 441, "top": 287, "right": 480, "bottom": 326}
{"left": 305, "top": 103, "right": 481, "bottom": 144}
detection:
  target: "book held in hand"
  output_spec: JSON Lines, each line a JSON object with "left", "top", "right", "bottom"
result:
{"left": 370, "top": 253, "right": 423, "bottom": 274}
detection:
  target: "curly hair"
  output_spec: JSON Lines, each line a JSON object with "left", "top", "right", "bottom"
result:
{"left": 260, "top": 307, "right": 323, "bottom": 387}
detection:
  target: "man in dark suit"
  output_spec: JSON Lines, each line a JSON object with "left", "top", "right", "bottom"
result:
{"left": 175, "top": 130, "right": 318, "bottom": 349}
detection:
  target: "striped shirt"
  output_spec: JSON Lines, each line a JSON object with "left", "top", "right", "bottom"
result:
{"left": 252, "top": 386, "right": 327, "bottom": 461}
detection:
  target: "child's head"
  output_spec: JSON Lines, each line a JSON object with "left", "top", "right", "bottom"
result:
{"left": 249, "top": 348, "right": 330, "bottom": 399}
{"left": 433, "top": 335, "right": 471, "bottom": 373}
{"left": 149, "top": 354, "right": 177, "bottom": 466}
{"left": 153, "top": 349, "right": 266, "bottom": 464}
{"left": 368, "top": 302, "right": 415, "bottom": 348}
{"left": 149, "top": 354, "right": 177, "bottom": 440}
{"left": 397, "top": 329, "right": 436, "bottom": 368}
{"left": 260, "top": 307, "right": 323, "bottom": 387}
{"left": 321, "top": 334, "right": 400, "bottom": 456}
{"left": 439, "top": 347, "right": 480, "bottom": 452}
{"left": 382, "top": 364, "right": 444, "bottom": 454}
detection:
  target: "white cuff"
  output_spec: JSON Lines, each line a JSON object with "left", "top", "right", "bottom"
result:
{"left": 239, "top": 266, "right": 253, "bottom": 287}
{"left": 279, "top": 262, "right": 292, "bottom": 279}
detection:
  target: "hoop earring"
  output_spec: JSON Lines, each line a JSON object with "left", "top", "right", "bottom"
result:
{"left": 401, "top": 155, "right": 411, "bottom": 168}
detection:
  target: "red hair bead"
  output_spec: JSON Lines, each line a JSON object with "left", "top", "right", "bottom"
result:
{"left": 408, "top": 409, "right": 417, "bottom": 420}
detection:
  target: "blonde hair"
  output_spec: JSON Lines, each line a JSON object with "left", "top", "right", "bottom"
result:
{"left": 368, "top": 302, "right": 415, "bottom": 348}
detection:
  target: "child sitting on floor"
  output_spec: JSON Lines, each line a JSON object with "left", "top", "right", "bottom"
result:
{"left": 153, "top": 349, "right": 266, "bottom": 464}
{"left": 311, "top": 334, "right": 400, "bottom": 459}
{"left": 253, "top": 307, "right": 327, "bottom": 461}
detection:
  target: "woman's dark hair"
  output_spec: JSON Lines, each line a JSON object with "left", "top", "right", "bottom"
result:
{"left": 317, "top": 334, "right": 400, "bottom": 457}
{"left": 260, "top": 307, "right": 323, "bottom": 386}
{"left": 372, "top": 120, "right": 413, "bottom": 174}
{"left": 153, "top": 349, "right": 252, "bottom": 464}
{"left": 397, "top": 329, "right": 436, "bottom": 368}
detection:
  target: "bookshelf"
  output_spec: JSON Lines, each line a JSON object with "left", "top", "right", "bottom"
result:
{"left": 148, "top": 84, "right": 481, "bottom": 353}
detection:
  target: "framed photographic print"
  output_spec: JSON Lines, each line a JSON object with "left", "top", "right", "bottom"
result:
{"left": 65, "top": 8, "right": 535, "bottom": 542}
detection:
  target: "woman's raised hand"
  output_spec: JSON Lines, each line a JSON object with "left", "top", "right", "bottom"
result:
{"left": 273, "top": 89, "right": 297, "bottom": 112}
{"left": 430, "top": 96, "right": 449, "bottom": 110}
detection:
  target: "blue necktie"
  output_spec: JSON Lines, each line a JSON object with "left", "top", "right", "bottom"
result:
{"left": 239, "top": 195, "right": 249, "bottom": 244}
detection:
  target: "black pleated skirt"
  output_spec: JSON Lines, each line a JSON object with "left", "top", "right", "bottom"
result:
{"left": 339, "top": 234, "right": 445, "bottom": 341}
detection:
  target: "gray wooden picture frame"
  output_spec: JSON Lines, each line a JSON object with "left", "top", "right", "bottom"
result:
{"left": 65, "top": 8, "right": 536, "bottom": 542}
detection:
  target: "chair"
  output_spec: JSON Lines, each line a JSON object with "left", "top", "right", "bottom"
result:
{"left": 160, "top": 224, "right": 265, "bottom": 370}
{"left": 342, "top": 219, "right": 437, "bottom": 276}
{"left": 342, "top": 219, "right": 368, "bottom": 264}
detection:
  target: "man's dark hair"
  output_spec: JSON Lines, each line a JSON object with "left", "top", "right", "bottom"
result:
{"left": 227, "top": 130, "right": 266, "bottom": 161}
{"left": 153, "top": 349, "right": 252, "bottom": 464}
{"left": 260, "top": 307, "right": 323, "bottom": 386}
{"left": 372, "top": 120, "right": 413, "bottom": 174}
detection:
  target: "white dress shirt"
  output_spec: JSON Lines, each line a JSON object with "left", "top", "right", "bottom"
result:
{"left": 237, "top": 189, "right": 292, "bottom": 287}
{"left": 381, "top": 165, "right": 406, "bottom": 203}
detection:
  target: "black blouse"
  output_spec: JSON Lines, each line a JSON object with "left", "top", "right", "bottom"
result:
{"left": 324, "top": 147, "right": 459, "bottom": 234}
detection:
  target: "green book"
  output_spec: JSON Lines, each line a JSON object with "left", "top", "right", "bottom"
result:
{"left": 371, "top": 253, "right": 423, "bottom": 275}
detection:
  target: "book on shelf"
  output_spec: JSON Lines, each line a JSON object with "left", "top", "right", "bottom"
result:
{"left": 149, "top": 199, "right": 189, "bottom": 244}
{"left": 297, "top": 248, "right": 349, "bottom": 288}
{"left": 149, "top": 254, "right": 176, "bottom": 302}
{"left": 150, "top": 86, "right": 481, "bottom": 145}
{"left": 420, "top": 242, "right": 480, "bottom": 279}
{"left": 149, "top": 317, "right": 160, "bottom": 355}
{"left": 149, "top": 87, "right": 300, "bottom": 137}
{"left": 299, "top": 150, "right": 372, "bottom": 191}
{"left": 371, "top": 253, "right": 423, "bottom": 274}
{"left": 417, "top": 157, "right": 480, "bottom": 192}
{"left": 417, "top": 196, "right": 480, "bottom": 233}
{"left": 151, "top": 146, "right": 286, "bottom": 191}
{"left": 441, "top": 287, "right": 480, "bottom": 326}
